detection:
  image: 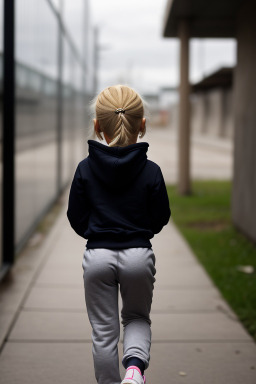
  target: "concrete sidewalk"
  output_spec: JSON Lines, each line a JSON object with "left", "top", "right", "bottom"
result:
{"left": 0, "top": 195, "right": 256, "bottom": 383}
{"left": 146, "top": 126, "right": 233, "bottom": 184}
{"left": 0, "top": 128, "right": 255, "bottom": 383}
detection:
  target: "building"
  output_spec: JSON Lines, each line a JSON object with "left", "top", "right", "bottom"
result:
{"left": 191, "top": 67, "right": 234, "bottom": 139}
{"left": 163, "top": 0, "right": 256, "bottom": 242}
{"left": 0, "top": 0, "right": 91, "bottom": 280}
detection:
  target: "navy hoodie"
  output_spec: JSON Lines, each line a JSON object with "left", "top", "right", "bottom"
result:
{"left": 67, "top": 139, "right": 171, "bottom": 249}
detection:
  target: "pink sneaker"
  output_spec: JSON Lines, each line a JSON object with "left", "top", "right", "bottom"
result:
{"left": 121, "top": 366, "right": 146, "bottom": 384}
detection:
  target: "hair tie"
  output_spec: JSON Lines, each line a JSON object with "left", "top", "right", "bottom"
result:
{"left": 115, "top": 108, "right": 125, "bottom": 114}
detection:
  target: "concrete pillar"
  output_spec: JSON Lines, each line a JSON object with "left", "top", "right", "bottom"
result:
{"left": 178, "top": 19, "right": 191, "bottom": 195}
{"left": 232, "top": 0, "right": 256, "bottom": 242}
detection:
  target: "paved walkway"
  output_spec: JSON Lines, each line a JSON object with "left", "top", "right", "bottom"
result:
{"left": 1, "top": 128, "right": 256, "bottom": 384}
{"left": 146, "top": 125, "right": 233, "bottom": 184}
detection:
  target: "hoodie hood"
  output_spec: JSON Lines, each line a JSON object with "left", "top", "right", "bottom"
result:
{"left": 87, "top": 139, "right": 149, "bottom": 189}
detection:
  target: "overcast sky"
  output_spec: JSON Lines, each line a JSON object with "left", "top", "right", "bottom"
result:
{"left": 90, "top": 0, "right": 237, "bottom": 94}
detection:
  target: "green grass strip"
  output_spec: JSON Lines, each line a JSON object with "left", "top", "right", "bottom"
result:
{"left": 166, "top": 180, "right": 256, "bottom": 341}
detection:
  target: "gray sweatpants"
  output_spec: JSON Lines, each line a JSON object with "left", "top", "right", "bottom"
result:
{"left": 82, "top": 247, "right": 156, "bottom": 384}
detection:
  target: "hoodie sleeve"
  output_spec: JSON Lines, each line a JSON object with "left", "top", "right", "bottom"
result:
{"left": 148, "top": 167, "right": 171, "bottom": 234}
{"left": 67, "top": 164, "right": 90, "bottom": 238}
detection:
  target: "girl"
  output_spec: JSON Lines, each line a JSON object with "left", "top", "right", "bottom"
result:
{"left": 67, "top": 84, "right": 171, "bottom": 384}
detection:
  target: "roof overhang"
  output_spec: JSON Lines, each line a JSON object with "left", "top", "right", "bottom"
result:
{"left": 191, "top": 66, "right": 234, "bottom": 92}
{"left": 163, "top": 0, "right": 243, "bottom": 38}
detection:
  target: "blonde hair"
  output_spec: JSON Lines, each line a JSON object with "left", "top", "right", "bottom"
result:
{"left": 90, "top": 84, "right": 147, "bottom": 147}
